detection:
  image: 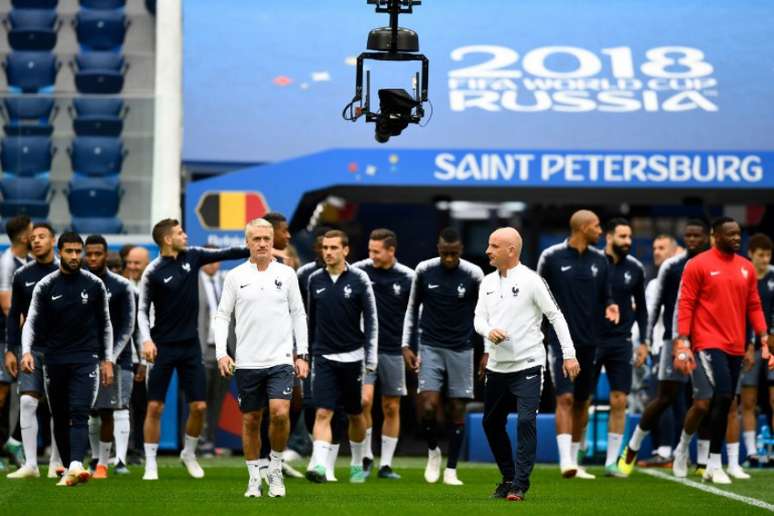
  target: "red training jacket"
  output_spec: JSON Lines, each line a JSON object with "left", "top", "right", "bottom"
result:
{"left": 677, "top": 247, "right": 767, "bottom": 355}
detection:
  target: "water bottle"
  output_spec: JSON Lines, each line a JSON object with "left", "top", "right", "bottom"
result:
{"left": 757, "top": 425, "right": 770, "bottom": 467}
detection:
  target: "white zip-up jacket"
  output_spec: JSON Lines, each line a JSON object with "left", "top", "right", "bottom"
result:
{"left": 214, "top": 259, "right": 308, "bottom": 369}
{"left": 474, "top": 263, "right": 575, "bottom": 374}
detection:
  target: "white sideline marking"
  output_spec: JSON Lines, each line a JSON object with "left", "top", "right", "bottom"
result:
{"left": 641, "top": 468, "right": 774, "bottom": 512}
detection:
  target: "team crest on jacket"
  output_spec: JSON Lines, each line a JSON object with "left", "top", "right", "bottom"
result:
{"left": 741, "top": 267, "right": 749, "bottom": 279}
{"left": 457, "top": 283, "right": 466, "bottom": 298}
{"left": 81, "top": 290, "right": 89, "bottom": 304}
{"left": 182, "top": 262, "right": 191, "bottom": 273}
{"left": 768, "top": 279, "right": 774, "bottom": 291}
{"left": 392, "top": 283, "right": 402, "bottom": 296}
{"left": 343, "top": 285, "right": 352, "bottom": 299}
{"left": 512, "top": 286, "right": 520, "bottom": 297}
{"left": 274, "top": 278, "right": 282, "bottom": 290}
{"left": 624, "top": 271, "right": 632, "bottom": 285}
{"left": 590, "top": 264, "right": 599, "bottom": 277}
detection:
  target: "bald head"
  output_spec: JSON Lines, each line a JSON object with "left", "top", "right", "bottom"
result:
{"left": 569, "top": 209, "right": 602, "bottom": 246}
{"left": 486, "top": 227, "right": 523, "bottom": 272}
{"left": 124, "top": 246, "right": 150, "bottom": 282}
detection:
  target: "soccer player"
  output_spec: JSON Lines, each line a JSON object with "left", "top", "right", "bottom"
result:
{"left": 353, "top": 229, "right": 414, "bottom": 479}
{"left": 264, "top": 212, "right": 292, "bottom": 264}
{"left": 618, "top": 220, "right": 710, "bottom": 476}
{"left": 670, "top": 217, "right": 771, "bottom": 484}
{"left": 0, "top": 215, "right": 32, "bottom": 469}
{"left": 138, "top": 219, "right": 249, "bottom": 480}
{"left": 297, "top": 226, "right": 346, "bottom": 480}
{"left": 214, "top": 218, "right": 309, "bottom": 498}
{"left": 21, "top": 232, "right": 114, "bottom": 486}
{"left": 402, "top": 227, "right": 484, "bottom": 486}
{"left": 537, "top": 210, "right": 619, "bottom": 479}
{"left": 738, "top": 234, "right": 774, "bottom": 466}
{"left": 84, "top": 235, "right": 137, "bottom": 478}
{"left": 5, "top": 223, "right": 62, "bottom": 479}
{"left": 595, "top": 219, "right": 648, "bottom": 476}
{"left": 305, "top": 230, "right": 377, "bottom": 484}
{"left": 476, "top": 228, "right": 579, "bottom": 502}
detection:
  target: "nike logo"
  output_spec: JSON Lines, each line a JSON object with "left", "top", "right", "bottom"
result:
{"left": 561, "top": 266, "right": 572, "bottom": 272}
{"left": 51, "top": 295, "right": 63, "bottom": 300}
{"left": 486, "top": 290, "right": 495, "bottom": 295}
{"left": 163, "top": 276, "right": 173, "bottom": 283}
{"left": 526, "top": 374, "right": 537, "bottom": 380}
{"left": 428, "top": 284, "right": 439, "bottom": 289}
{"left": 315, "top": 288, "right": 326, "bottom": 294}
{"left": 25, "top": 281, "right": 36, "bottom": 287}
{"left": 710, "top": 271, "right": 720, "bottom": 276}
{"left": 240, "top": 283, "right": 251, "bottom": 289}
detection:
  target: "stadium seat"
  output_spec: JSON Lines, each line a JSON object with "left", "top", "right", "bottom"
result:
{"left": 2, "top": 97, "right": 57, "bottom": 136}
{"left": 1, "top": 136, "right": 54, "bottom": 176}
{"left": 4, "top": 9, "right": 60, "bottom": 51}
{"left": 2, "top": 51, "right": 60, "bottom": 93}
{"left": 80, "top": 0, "right": 125, "bottom": 9}
{"left": 0, "top": 176, "right": 51, "bottom": 218}
{"left": 68, "top": 136, "right": 127, "bottom": 176}
{"left": 67, "top": 175, "right": 122, "bottom": 217}
{"left": 69, "top": 98, "right": 126, "bottom": 137}
{"left": 71, "top": 52, "right": 127, "bottom": 94}
{"left": 74, "top": 10, "right": 130, "bottom": 51}
{"left": 11, "top": 0, "right": 57, "bottom": 8}
{"left": 71, "top": 216, "right": 123, "bottom": 234}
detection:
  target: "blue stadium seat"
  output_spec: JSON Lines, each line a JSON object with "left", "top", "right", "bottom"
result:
{"left": 72, "top": 52, "right": 127, "bottom": 94}
{"left": 1, "top": 136, "right": 54, "bottom": 176}
{"left": 70, "top": 98, "right": 125, "bottom": 137}
{"left": 11, "top": 0, "right": 57, "bottom": 8}
{"left": 80, "top": 0, "right": 125, "bottom": 9}
{"left": 2, "top": 97, "right": 56, "bottom": 136}
{"left": 74, "top": 10, "right": 129, "bottom": 51}
{"left": 4, "top": 9, "right": 60, "bottom": 51}
{"left": 68, "top": 136, "right": 126, "bottom": 176}
{"left": 67, "top": 175, "right": 121, "bottom": 217}
{"left": 0, "top": 176, "right": 51, "bottom": 218}
{"left": 3, "top": 51, "right": 59, "bottom": 93}
{"left": 71, "top": 216, "right": 123, "bottom": 234}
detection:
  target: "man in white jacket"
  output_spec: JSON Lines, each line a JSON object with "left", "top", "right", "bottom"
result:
{"left": 213, "top": 218, "right": 310, "bottom": 499}
{"left": 474, "top": 227, "right": 579, "bottom": 502}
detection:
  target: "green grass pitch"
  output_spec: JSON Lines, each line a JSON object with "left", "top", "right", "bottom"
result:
{"left": 1, "top": 457, "right": 772, "bottom": 515}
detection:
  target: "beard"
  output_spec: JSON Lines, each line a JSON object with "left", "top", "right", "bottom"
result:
{"left": 612, "top": 244, "right": 630, "bottom": 258}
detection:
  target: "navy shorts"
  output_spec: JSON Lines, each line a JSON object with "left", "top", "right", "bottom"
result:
{"left": 235, "top": 365, "right": 295, "bottom": 413}
{"left": 18, "top": 351, "right": 45, "bottom": 395}
{"left": 594, "top": 342, "right": 633, "bottom": 394}
{"left": 147, "top": 341, "right": 206, "bottom": 403}
{"left": 548, "top": 342, "right": 596, "bottom": 401}
{"left": 692, "top": 348, "right": 742, "bottom": 401}
{"left": 311, "top": 356, "right": 363, "bottom": 415}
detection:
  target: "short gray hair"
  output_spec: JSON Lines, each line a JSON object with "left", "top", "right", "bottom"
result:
{"left": 245, "top": 218, "right": 274, "bottom": 238}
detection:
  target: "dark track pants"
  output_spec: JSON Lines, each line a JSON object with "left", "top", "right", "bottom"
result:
{"left": 483, "top": 366, "right": 542, "bottom": 493}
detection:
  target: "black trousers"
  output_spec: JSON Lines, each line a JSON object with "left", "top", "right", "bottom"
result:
{"left": 44, "top": 362, "right": 99, "bottom": 466}
{"left": 483, "top": 366, "right": 542, "bottom": 493}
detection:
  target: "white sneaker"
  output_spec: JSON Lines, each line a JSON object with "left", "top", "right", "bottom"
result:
{"left": 672, "top": 447, "right": 689, "bottom": 478}
{"left": 726, "top": 466, "right": 750, "bottom": 480}
{"left": 560, "top": 465, "right": 577, "bottom": 478}
{"left": 7, "top": 465, "right": 40, "bottom": 479}
{"left": 283, "top": 449, "right": 303, "bottom": 463}
{"left": 325, "top": 466, "right": 338, "bottom": 482}
{"left": 442, "top": 468, "right": 463, "bottom": 486}
{"left": 424, "top": 447, "right": 442, "bottom": 483}
{"left": 703, "top": 467, "right": 732, "bottom": 485}
{"left": 244, "top": 478, "right": 262, "bottom": 498}
{"left": 47, "top": 463, "right": 64, "bottom": 479}
{"left": 142, "top": 466, "right": 158, "bottom": 480}
{"left": 259, "top": 464, "right": 269, "bottom": 486}
{"left": 575, "top": 467, "right": 596, "bottom": 479}
{"left": 268, "top": 468, "right": 286, "bottom": 497}
{"left": 180, "top": 452, "right": 205, "bottom": 479}
{"left": 282, "top": 461, "right": 304, "bottom": 479}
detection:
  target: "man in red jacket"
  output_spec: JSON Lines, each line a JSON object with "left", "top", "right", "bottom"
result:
{"left": 671, "top": 217, "right": 772, "bottom": 484}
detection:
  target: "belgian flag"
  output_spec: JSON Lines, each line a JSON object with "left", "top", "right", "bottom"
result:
{"left": 196, "top": 191, "right": 269, "bottom": 230}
